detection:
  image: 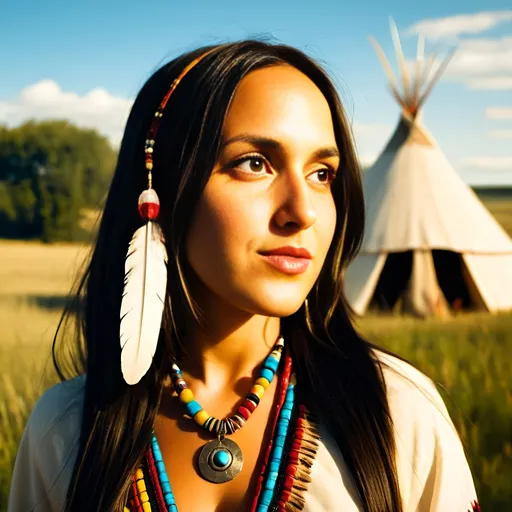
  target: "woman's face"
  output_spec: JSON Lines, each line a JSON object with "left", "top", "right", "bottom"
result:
{"left": 186, "top": 64, "right": 339, "bottom": 318}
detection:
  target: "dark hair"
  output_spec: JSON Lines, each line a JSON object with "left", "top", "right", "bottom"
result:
{"left": 54, "top": 40, "right": 403, "bottom": 511}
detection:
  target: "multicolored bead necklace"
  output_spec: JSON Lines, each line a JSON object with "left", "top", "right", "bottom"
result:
{"left": 171, "top": 336, "right": 284, "bottom": 483}
{"left": 126, "top": 347, "right": 321, "bottom": 512}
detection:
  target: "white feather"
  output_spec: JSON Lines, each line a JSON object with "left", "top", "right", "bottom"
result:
{"left": 120, "top": 221, "right": 167, "bottom": 385}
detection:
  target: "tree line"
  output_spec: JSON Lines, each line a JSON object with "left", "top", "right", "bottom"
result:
{"left": 0, "top": 120, "right": 117, "bottom": 242}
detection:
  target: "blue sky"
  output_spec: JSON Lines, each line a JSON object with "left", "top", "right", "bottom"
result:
{"left": 1, "top": 0, "right": 511, "bottom": 185}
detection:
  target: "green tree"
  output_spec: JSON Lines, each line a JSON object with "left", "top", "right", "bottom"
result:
{"left": 0, "top": 120, "right": 117, "bottom": 241}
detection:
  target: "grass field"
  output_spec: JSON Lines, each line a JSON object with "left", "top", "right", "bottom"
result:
{"left": 1, "top": 195, "right": 511, "bottom": 510}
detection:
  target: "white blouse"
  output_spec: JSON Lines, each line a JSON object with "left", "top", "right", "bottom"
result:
{"left": 8, "top": 351, "right": 479, "bottom": 511}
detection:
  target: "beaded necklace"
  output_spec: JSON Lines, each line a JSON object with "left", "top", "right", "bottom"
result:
{"left": 171, "top": 336, "right": 284, "bottom": 483}
{"left": 126, "top": 350, "right": 321, "bottom": 512}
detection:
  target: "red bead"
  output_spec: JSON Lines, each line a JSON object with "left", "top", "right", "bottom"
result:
{"left": 138, "top": 189, "right": 160, "bottom": 220}
{"left": 242, "top": 398, "right": 257, "bottom": 413}
{"left": 237, "top": 406, "right": 251, "bottom": 420}
{"left": 138, "top": 201, "right": 160, "bottom": 220}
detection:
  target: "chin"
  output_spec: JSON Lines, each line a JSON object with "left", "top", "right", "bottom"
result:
{"left": 246, "top": 286, "right": 309, "bottom": 318}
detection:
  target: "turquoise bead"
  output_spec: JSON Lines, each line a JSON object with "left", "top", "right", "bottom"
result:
{"left": 186, "top": 400, "right": 202, "bottom": 417}
{"left": 269, "top": 460, "right": 280, "bottom": 472}
{"left": 264, "top": 356, "right": 279, "bottom": 372}
{"left": 259, "top": 368, "right": 274, "bottom": 382}
{"left": 213, "top": 449, "right": 231, "bottom": 468}
{"left": 275, "top": 435, "right": 286, "bottom": 447}
{"left": 281, "top": 409, "right": 292, "bottom": 420}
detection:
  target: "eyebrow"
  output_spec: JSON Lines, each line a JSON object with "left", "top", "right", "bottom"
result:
{"left": 220, "top": 134, "right": 340, "bottom": 160}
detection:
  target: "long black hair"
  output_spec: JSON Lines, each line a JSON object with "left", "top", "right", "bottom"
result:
{"left": 53, "top": 40, "right": 403, "bottom": 511}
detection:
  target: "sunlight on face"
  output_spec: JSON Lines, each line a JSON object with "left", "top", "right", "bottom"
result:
{"left": 186, "top": 65, "right": 339, "bottom": 317}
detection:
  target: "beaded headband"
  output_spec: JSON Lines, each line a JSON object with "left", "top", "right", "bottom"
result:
{"left": 120, "top": 48, "right": 216, "bottom": 385}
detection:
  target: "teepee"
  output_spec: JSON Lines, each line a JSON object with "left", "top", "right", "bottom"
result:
{"left": 344, "top": 22, "right": 512, "bottom": 317}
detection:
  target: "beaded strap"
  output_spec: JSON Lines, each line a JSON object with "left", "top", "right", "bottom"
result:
{"left": 171, "top": 337, "right": 284, "bottom": 436}
{"left": 145, "top": 446, "right": 167, "bottom": 511}
{"left": 256, "top": 373, "right": 297, "bottom": 511}
{"left": 130, "top": 468, "right": 151, "bottom": 512}
{"left": 143, "top": 48, "right": 215, "bottom": 179}
{"left": 151, "top": 433, "right": 178, "bottom": 511}
{"left": 250, "top": 353, "right": 293, "bottom": 511}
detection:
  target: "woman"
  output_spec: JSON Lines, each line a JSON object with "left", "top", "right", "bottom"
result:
{"left": 8, "top": 41, "right": 479, "bottom": 512}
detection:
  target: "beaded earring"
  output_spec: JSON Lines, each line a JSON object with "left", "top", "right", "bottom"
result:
{"left": 119, "top": 49, "right": 215, "bottom": 385}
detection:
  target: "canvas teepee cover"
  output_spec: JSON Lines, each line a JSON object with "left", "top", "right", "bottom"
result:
{"left": 344, "top": 25, "right": 512, "bottom": 317}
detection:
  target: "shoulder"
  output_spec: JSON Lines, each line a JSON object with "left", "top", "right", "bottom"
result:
{"left": 372, "top": 348, "right": 455, "bottom": 458}
{"left": 373, "top": 349, "right": 443, "bottom": 411}
{"left": 8, "top": 375, "right": 86, "bottom": 512}
{"left": 371, "top": 349, "right": 478, "bottom": 510}
{"left": 28, "top": 374, "right": 86, "bottom": 444}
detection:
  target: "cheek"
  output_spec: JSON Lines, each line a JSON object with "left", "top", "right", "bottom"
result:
{"left": 316, "top": 195, "right": 337, "bottom": 259}
{"left": 186, "top": 185, "right": 266, "bottom": 280}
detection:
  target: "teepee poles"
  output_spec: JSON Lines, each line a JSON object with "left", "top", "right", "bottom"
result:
{"left": 369, "top": 19, "right": 456, "bottom": 117}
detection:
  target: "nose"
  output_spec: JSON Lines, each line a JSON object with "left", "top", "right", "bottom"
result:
{"left": 273, "top": 170, "right": 317, "bottom": 231}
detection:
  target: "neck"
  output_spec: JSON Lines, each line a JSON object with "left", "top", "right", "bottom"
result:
{"left": 180, "top": 297, "right": 281, "bottom": 388}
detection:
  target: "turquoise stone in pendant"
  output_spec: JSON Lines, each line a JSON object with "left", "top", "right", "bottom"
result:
{"left": 213, "top": 449, "right": 231, "bottom": 468}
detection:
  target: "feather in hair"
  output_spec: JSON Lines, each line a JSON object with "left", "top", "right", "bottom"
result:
{"left": 120, "top": 221, "right": 167, "bottom": 385}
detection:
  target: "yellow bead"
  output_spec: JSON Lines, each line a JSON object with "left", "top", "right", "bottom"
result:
{"left": 145, "top": 162, "right": 153, "bottom": 171}
{"left": 142, "top": 503, "right": 152, "bottom": 512}
{"left": 135, "top": 468, "right": 144, "bottom": 480}
{"left": 251, "top": 384, "right": 265, "bottom": 398}
{"left": 179, "top": 388, "right": 194, "bottom": 404}
{"left": 194, "top": 409, "right": 210, "bottom": 426}
{"left": 136, "top": 478, "right": 147, "bottom": 493}
{"left": 255, "top": 377, "right": 270, "bottom": 390}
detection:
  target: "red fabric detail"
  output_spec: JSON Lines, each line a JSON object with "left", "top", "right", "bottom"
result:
{"left": 250, "top": 352, "right": 293, "bottom": 512}
{"left": 283, "top": 474, "right": 295, "bottom": 488}
{"left": 145, "top": 445, "right": 167, "bottom": 512}
{"left": 287, "top": 449, "right": 300, "bottom": 463}
{"left": 285, "top": 464, "right": 297, "bottom": 477}
{"left": 470, "top": 501, "right": 481, "bottom": 512}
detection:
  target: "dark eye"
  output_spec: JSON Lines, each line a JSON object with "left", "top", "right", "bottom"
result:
{"left": 310, "top": 168, "right": 336, "bottom": 185}
{"left": 316, "top": 169, "right": 330, "bottom": 182}
{"left": 237, "top": 156, "right": 267, "bottom": 173}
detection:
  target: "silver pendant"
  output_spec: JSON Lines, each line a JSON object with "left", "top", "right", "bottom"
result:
{"left": 198, "top": 436, "right": 243, "bottom": 483}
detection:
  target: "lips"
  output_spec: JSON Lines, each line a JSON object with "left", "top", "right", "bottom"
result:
{"left": 258, "top": 246, "right": 312, "bottom": 275}
{"left": 259, "top": 246, "right": 312, "bottom": 259}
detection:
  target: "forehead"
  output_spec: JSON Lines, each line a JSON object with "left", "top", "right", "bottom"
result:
{"left": 221, "top": 65, "right": 337, "bottom": 147}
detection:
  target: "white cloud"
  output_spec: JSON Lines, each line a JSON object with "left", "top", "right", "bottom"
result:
{"left": 407, "top": 11, "right": 512, "bottom": 40}
{"left": 466, "top": 76, "right": 512, "bottom": 90}
{"left": 0, "top": 80, "right": 133, "bottom": 146}
{"left": 489, "top": 130, "right": 512, "bottom": 139}
{"left": 486, "top": 107, "right": 512, "bottom": 119}
{"left": 460, "top": 156, "right": 512, "bottom": 170}
{"left": 447, "top": 37, "right": 512, "bottom": 76}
